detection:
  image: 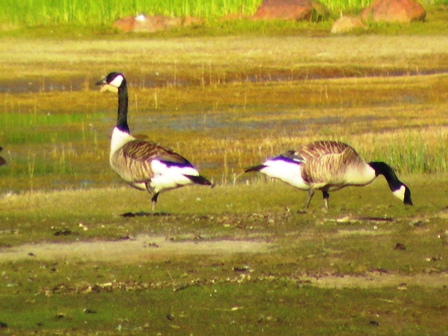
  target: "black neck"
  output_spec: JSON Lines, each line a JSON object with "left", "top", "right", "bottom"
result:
{"left": 368, "top": 161, "right": 402, "bottom": 191}
{"left": 116, "top": 79, "right": 130, "bottom": 133}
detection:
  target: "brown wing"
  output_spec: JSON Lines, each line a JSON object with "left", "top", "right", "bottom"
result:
{"left": 111, "top": 140, "right": 192, "bottom": 183}
{"left": 0, "top": 156, "right": 6, "bottom": 167}
{"left": 298, "top": 141, "right": 362, "bottom": 185}
{"left": 298, "top": 141, "right": 352, "bottom": 161}
{"left": 122, "top": 140, "right": 191, "bottom": 165}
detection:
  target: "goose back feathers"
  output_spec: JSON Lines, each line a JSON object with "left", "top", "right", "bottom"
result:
{"left": 110, "top": 137, "right": 210, "bottom": 193}
{"left": 245, "top": 140, "right": 413, "bottom": 210}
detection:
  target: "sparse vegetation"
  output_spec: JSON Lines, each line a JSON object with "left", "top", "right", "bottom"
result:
{"left": 0, "top": 5, "right": 447, "bottom": 335}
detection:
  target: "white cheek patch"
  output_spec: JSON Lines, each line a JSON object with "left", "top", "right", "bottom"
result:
{"left": 260, "top": 159, "right": 309, "bottom": 190}
{"left": 109, "top": 74, "right": 124, "bottom": 88}
{"left": 392, "top": 185, "right": 406, "bottom": 201}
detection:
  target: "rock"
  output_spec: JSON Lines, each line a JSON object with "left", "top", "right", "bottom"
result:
{"left": 252, "top": 0, "right": 330, "bottom": 21}
{"left": 361, "top": 0, "right": 426, "bottom": 23}
{"left": 113, "top": 14, "right": 202, "bottom": 33}
{"left": 331, "top": 16, "right": 367, "bottom": 33}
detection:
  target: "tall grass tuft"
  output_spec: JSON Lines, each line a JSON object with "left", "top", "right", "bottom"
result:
{"left": 2, "top": 0, "right": 448, "bottom": 27}
{"left": 1, "top": 0, "right": 262, "bottom": 26}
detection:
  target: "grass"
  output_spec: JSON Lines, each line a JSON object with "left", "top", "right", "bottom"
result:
{"left": 1, "top": 71, "right": 447, "bottom": 191}
{"left": 1, "top": 178, "right": 448, "bottom": 334}
{"left": 1, "top": 284, "right": 447, "bottom": 334}
{"left": 1, "top": 0, "right": 447, "bottom": 26}
{"left": 0, "top": 8, "right": 448, "bottom": 335}
{"left": 2, "top": 0, "right": 263, "bottom": 26}
{"left": 1, "top": 0, "right": 448, "bottom": 39}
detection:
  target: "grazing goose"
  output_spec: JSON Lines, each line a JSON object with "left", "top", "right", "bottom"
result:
{"left": 0, "top": 147, "right": 6, "bottom": 167}
{"left": 245, "top": 141, "right": 413, "bottom": 210}
{"left": 96, "top": 72, "right": 212, "bottom": 211}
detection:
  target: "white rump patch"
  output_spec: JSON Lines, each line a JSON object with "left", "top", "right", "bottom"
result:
{"left": 260, "top": 159, "right": 309, "bottom": 190}
{"left": 150, "top": 160, "right": 200, "bottom": 192}
{"left": 392, "top": 185, "right": 406, "bottom": 201}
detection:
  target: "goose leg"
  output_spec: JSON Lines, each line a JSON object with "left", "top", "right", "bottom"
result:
{"left": 305, "top": 189, "right": 315, "bottom": 209}
{"left": 322, "top": 191, "right": 330, "bottom": 210}
{"left": 151, "top": 192, "right": 160, "bottom": 212}
{"left": 145, "top": 183, "right": 159, "bottom": 212}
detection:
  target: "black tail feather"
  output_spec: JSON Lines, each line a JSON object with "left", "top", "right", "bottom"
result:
{"left": 185, "top": 175, "right": 212, "bottom": 186}
{"left": 244, "top": 165, "right": 266, "bottom": 173}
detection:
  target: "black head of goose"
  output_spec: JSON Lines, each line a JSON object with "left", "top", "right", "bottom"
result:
{"left": 96, "top": 72, "right": 212, "bottom": 211}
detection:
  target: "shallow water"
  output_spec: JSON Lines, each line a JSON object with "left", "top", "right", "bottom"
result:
{"left": 1, "top": 67, "right": 447, "bottom": 94}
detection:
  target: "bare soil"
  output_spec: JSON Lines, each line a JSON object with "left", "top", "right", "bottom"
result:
{"left": 0, "top": 235, "right": 272, "bottom": 262}
{"left": 2, "top": 235, "right": 447, "bottom": 290}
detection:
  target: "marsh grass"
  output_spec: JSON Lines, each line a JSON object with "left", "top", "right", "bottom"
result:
{"left": 1, "top": 70, "right": 447, "bottom": 192}
{"left": 1, "top": 0, "right": 263, "bottom": 26}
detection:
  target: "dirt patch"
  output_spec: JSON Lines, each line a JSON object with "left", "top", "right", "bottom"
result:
{"left": 307, "top": 272, "right": 448, "bottom": 289}
{"left": 0, "top": 235, "right": 273, "bottom": 263}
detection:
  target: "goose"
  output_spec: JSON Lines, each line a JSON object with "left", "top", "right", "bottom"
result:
{"left": 96, "top": 72, "right": 212, "bottom": 211}
{"left": 245, "top": 140, "right": 413, "bottom": 210}
{"left": 0, "top": 147, "right": 6, "bottom": 167}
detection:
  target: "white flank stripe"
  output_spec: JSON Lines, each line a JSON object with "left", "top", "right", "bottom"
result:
{"left": 150, "top": 160, "right": 199, "bottom": 192}
{"left": 260, "top": 159, "right": 309, "bottom": 190}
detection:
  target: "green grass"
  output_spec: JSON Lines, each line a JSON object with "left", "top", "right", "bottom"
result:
{"left": 0, "top": 13, "right": 448, "bottom": 335}
{"left": 1, "top": 0, "right": 448, "bottom": 28}
{"left": 2, "top": 0, "right": 263, "bottom": 26}
{"left": 1, "top": 178, "right": 448, "bottom": 335}
{"left": 1, "top": 283, "right": 447, "bottom": 334}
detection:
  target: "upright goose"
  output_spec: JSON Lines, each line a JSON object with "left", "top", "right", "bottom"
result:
{"left": 96, "top": 72, "right": 212, "bottom": 211}
{"left": 0, "top": 147, "right": 6, "bottom": 167}
{"left": 245, "top": 141, "right": 413, "bottom": 210}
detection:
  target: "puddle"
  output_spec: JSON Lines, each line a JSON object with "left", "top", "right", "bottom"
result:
{"left": 132, "top": 113, "right": 385, "bottom": 133}
{"left": 1, "top": 69, "right": 447, "bottom": 94}
{"left": 0, "top": 235, "right": 272, "bottom": 263}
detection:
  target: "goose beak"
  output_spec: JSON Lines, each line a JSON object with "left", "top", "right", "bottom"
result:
{"left": 95, "top": 78, "right": 107, "bottom": 86}
{"left": 404, "top": 194, "right": 413, "bottom": 206}
{"left": 404, "top": 186, "right": 413, "bottom": 206}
